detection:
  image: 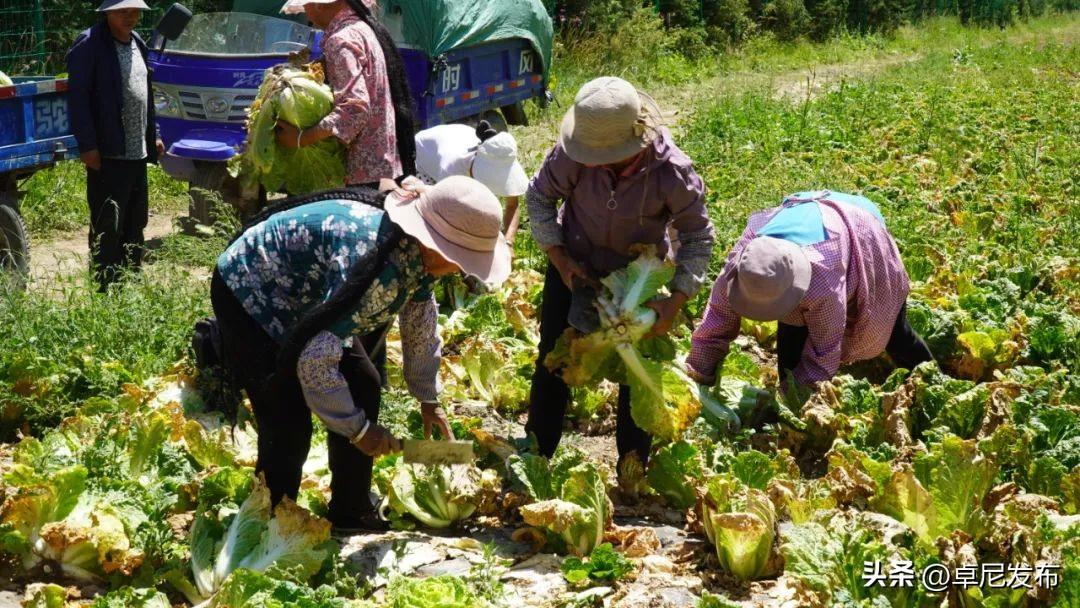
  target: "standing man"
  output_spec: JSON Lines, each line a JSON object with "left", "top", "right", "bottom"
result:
{"left": 687, "top": 190, "right": 934, "bottom": 389}
{"left": 67, "top": 0, "right": 162, "bottom": 292}
{"left": 525, "top": 76, "right": 716, "bottom": 469}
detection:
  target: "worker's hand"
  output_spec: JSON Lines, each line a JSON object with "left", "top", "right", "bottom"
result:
{"left": 421, "top": 402, "right": 455, "bottom": 441}
{"left": 81, "top": 149, "right": 101, "bottom": 171}
{"left": 379, "top": 178, "right": 421, "bottom": 201}
{"left": 275, "top": 121, "right": 303, "bottom": 149}
{"left": 644, "top": 292, "right": 689, "bottom": 339}
{"left": 156, "top": 139, "right": 165, "bottom": 157}
{"left": 353, "top": 423, "right": 402, "bottom": 458}
{"left": 548, "top": 246, "right": 598, "bottom": 290}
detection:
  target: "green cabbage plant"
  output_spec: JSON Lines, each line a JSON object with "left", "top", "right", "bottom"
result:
{"left": 700, "top": 474, "right": 777, "bottom": 581}
{"left": 383, "top": 460, "right": 497, "bottom": 529}
{"left": 510, "top": 451, "right": 612, "bottom": 556}
{"left": 545, "top": 249, "right": 701, "bottom": 442}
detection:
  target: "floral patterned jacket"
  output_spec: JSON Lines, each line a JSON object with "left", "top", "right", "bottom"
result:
{"left": 317, "top": 8, "right": 402, "bottom": 185}
{"left": 216, "top": 200, "right": 439, "bottom": 438}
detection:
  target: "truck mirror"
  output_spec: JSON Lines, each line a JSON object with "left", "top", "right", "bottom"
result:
{"left": 156, "top": 3, "right": 193, "bottom": 41}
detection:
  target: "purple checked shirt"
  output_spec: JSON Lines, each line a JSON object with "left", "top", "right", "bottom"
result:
{"left": 687, "top": 192, "right": 910, "bottom": 385}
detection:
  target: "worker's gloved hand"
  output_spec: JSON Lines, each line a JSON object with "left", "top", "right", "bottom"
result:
{"left": 353, "top": 423, "right": 402, "bottom": 458}
{"left": 421, "top": 402, "right": 455, "bottom": 441}
{"left": 475, "top": 120, "right": 498, "bottom": 142}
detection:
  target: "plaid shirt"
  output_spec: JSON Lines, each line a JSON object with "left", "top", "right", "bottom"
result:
{"left": 687, "top": 192, "right": 910, "bottom": 385}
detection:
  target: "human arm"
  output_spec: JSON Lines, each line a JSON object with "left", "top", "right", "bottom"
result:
{"left": 503, "top": 195, "right": 521, "bottom": 243}
{"left": 790, "top": 290, "right": 846, "bottom": 387}
{"left": 399, "top": 292, "right": 454, "bottom": 440}
{"left": 297, "top": 331, "right": 401, "bottom": 456}
{"left": 66, "top": 34, "right": 100, "bottom": 169}
{"left": 666, "top": 164, "right": 715, "bottom": 298}
{"left": 314, "top": 31, "right": 371, "bottom": 146}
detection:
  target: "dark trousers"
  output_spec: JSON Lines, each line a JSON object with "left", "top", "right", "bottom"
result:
{"left": 776, "top": 302, "right": 934, "bottom": 380}
{"left": 86, "top": 159, "right": 148, "bottom": 291}
{"left": 210, "top": 271, "right": 386, "bottom": 524}
{"left": 525, "top": 264, "right": 652, "bottom": 464}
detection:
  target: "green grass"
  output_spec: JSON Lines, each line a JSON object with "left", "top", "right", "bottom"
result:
{"left": 679, "top": 34, "right": 1079, "bottom": 316}
{"left": 18, "top": 163, "right": 188, "bottom": 239}
{"left": 0, "top": 267, "right": 210, "bottom": 439}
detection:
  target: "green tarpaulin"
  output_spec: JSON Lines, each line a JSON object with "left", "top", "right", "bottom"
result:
{"left": 379, "top": 0, "right": 554, "bottom": 77}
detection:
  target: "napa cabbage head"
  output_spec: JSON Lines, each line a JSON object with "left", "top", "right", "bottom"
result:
{"left": 0, "top": 71, "right": 12, "bottom": 86}
{"left": 545, "top": 249, "right": 702, "bottom": 442}
{"left": 517, "top": 457, "right": 612, "bottom": 556}
{"left": 384, "top": 461, "right": 491, "bottom": 529}
{"left": 184, "top": 477, "right": 331, "bottom": 602}
{"left": 700, "top": 474, "right": 777, "bottom": 581}
{"left": 231, "top": 64, "right": 345, "bottom": 194}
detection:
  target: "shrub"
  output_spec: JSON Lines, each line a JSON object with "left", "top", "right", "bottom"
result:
{"left": 705, "top": 0, "right": 759, "bottom": 45}
{"left": 763, "top": 0, "right": 813, "bottom": 40}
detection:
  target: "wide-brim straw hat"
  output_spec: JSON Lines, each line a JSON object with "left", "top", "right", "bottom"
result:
{"left": 728, "top": 236, "right": 812, "bottom": 321}
{"left": 280, "top": 0, "right": 370, "bottom": 14}
{"left": 471, "top": 132, "right": 529, "bottom": 198}
{"left": 559, "top": 76, "right": 663, "bottom": 166}
{"left": 385, "top": 175, "right": 511, "bottom": 286}
{"left": 97, "top": 0, "right": 150, "bottom": 11}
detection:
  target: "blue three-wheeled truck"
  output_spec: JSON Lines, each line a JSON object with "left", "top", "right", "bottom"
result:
{"left": 0, "top": 0, "right": 553, "bottom": 278}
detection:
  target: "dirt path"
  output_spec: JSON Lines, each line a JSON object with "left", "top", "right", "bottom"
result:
{"left": 27, "top": 209, "right": 180, "bottom": 288}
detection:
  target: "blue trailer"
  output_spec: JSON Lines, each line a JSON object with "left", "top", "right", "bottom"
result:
{"left": 0, "top": 76, "right": 81, "bottom": 278}
{"left": 149, "top": 8, "right": 550, "bottom": 222}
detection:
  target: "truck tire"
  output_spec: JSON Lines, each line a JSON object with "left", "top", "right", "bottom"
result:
{"left": 0, "top": 203, "right": 30, "bottom": 284}
{"left": 501, "top": 101, "right": 529, "bottom": 127}
{"left": 478, "top": 110, "right": 509, "bottom": 133}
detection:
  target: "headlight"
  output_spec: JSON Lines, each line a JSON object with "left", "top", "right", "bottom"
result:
{"left": 153, "top": 88, "right": 179, "bottom": 116}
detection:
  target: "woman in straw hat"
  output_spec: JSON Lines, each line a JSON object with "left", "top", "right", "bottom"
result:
{"left": 210, "top": 177, "right": 510, "bottom": 532}
{"left": 687, "top": 190, "right": 934, "bottom": 390}
{"left": 525, "top": 76, "right": 716, "bottom": 469}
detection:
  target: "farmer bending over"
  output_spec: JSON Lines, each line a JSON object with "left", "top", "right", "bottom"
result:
{"left": 526, "top": 77, "right": 716, "bottom": 468}
{"left": 414, "top": 120, "right": 528, "bottom": 243}
{"left": 687, "top": 190, "right": 934, "bottom": 391}
{"left": 275, "top": 0, "right": 416, "bottom": 189}
{"left": 211, "top": 177, "right": 510, "bottom": 533}
{"left": 66, "top": 0, "right": 164, "bottom": 292}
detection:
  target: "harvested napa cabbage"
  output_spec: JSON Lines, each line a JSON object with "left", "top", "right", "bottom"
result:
{"left": 0, "top": 71, "right": 13, "bottom": 86}
{"left": 545, "top": 247, "right": 702, "bottom": 442}
{"left": 230, "top": 62, "right": 345, "bottom": 195}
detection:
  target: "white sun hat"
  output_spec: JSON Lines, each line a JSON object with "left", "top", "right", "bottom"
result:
{"left": 470, "top": 132, "right": 529, "bottom": 198}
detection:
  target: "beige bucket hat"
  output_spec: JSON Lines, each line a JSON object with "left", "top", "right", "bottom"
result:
{"left": 559, "top": 76, "right": 663, "bottom": 166}
{"left": 280, "top": 0, "right": 375, "bottom": 14}
{"left": 386, "top": 175, "right": 511, "bottom": 286}
{"left": 728, "top": 236, "right": 812, "bottom": 321}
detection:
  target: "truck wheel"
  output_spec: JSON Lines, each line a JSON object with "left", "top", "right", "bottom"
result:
{"left": 0, "top": 204, "right": 30, "bottom": 285}
{"left": 501, "top": 101, "right": 529, "bottom": 127}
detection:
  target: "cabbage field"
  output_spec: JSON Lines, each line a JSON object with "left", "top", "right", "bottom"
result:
{"left": 1, "top": 15, "right": 1079, "bottom": 608}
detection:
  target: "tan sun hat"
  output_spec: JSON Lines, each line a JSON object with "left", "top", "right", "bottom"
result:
{"left": 280, "top": 0, "right": 374, "bottom": 15}
{"left": 728, "top": 236, "right": 812, "bottom": 321}
{"left": 471, "top": 132, "right": 529, "bottom": 198}
{"left": 559, "top": 76, "right": 663, "bottom": 166}
{"left": 385, "top": 175, "right": 511, "bottom": 286}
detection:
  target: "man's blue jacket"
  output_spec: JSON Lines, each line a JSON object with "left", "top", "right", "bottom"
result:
{"left": 66, "top": 21, "right": 158, "bottom": 162}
